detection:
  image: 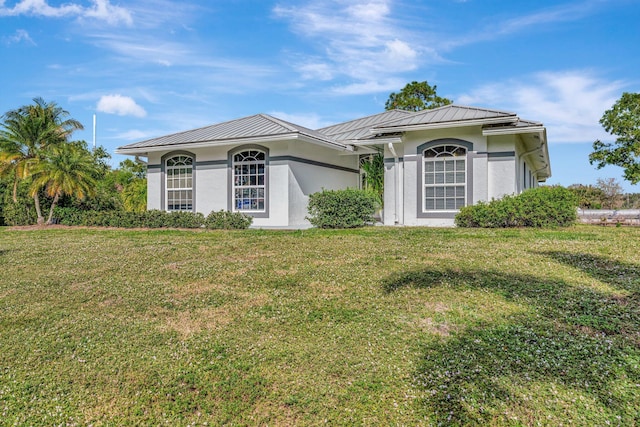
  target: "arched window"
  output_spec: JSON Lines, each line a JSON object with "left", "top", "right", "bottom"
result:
{"left": 233, "top": 150, "right": 266, "bottom": 212}
{"left": 166, "top": 155, "right": 193, "bottom": 211}
{"left": 423, "top": 145, "right": 466, "bottom": 210}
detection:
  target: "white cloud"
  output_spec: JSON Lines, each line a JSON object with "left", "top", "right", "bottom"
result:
{"left": 457, "top": 70, "right": 626, "bottom": 143}
{"left": 330, "top": 78, "right": 407, "bottom": 96}
{"left": 88, "top": 34, "right": 187, "bottom": 66}
{"left": 82, "top": 0, "right": 133, "bottom": 26}
{"left": 114, "top": 129, "right": 152, "bottom": 141}
{"left": 297, "top": 61, "right": 334, "bottom": 81}
{"left": 268, "top": 111, "right": 331, "bottom": 129}
{"left": 0, "top": 0, "right": 82, "bottom": 17}
{"left": 274, "top": 0, "right": 427, "bottom": 94}
{"left": 384, "top": 39, "right": 417, "bottom": 67}
{"left": 3, "top": 29, "right": 35, "bottom": 45}
{"left": 0, "top": 0, "right": 132, "bottom": 25}
{"left": 440, "top": 0, "right": 606, "bottom": 51}
{"left": 97, "top": 94, "right": 146, "bottom": 118}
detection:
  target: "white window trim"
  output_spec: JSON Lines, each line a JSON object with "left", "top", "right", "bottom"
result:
{"left": 422, "top": 145, "right": 468, "bottom": 213}
{"left": 165, "top": 154, "right": 194, "bottom": 212}
{"left": 228, "top": 146, "right": 269, "bottom": 218}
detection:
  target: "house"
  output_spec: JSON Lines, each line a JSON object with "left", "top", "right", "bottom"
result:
{"left": 115, "top": 104, "right": 551, "bottom": 227}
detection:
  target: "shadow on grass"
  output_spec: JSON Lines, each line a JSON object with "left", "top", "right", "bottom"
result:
{"left": 543, "top": 250, "right": 640, "bottom": 293}
{"left": 382, "top": 263, "right": 640, "bottom": 424}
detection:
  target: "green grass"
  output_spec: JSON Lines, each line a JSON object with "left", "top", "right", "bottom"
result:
{"left": 0, "top": 225, "right": 638, "bottom": 426}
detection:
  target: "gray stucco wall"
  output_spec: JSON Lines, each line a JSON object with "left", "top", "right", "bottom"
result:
{"left": 145, "top": 140, "right": 359, "bottom": 228}
{"left": 383, "top": 126, "right": 525, "bottom": 226}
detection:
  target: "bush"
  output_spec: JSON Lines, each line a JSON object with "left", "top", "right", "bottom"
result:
{"left": 52, "top": 208, "right": 206, "bottom": 229}
{"left": 306, "top": 188, "right": 377, "bottom": 229}
{"left": 455, "top": 186, "right": 578, "bottom": 228}
{"left": 52, "top": 208, "right": 253, "bottom": 230}
{"left": 205, "top": 210, "right": 253, "bottom": 229}
{"left": 1, "top": 179, "right": 42, "bottom": 226}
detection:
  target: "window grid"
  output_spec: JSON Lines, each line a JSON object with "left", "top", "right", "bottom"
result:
{"left": 233, "top": 150, "right": 266, "bottom": 212}
{"left": 166, "top": 155, "right": 193, "bottom": 211}
{"left": 423, "top": 145, "right": 466, "bottom": 211}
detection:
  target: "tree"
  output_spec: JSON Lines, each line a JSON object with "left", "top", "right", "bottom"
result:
{"left": 121, "top": 178, "right": 147, "bottom": 213}
{"left": 360, "top": 151, "right": 384, "bottom": 207}
{"left": 589, "top": 92, "right": 640, "bottom": 184}
{"left": 567, "top": 184, "right": 606, "bottom": 209}
{"left": 595, "top": 177, "right": 624, "bottom": 209}
{"left": 29, "top": 141, "right": 98, "bottom": 224}
{"left": 385, "top": 81, "right": 452, "bottom": 112}
{"left": 0, "top": 98, "right": 83, "bottom": 223}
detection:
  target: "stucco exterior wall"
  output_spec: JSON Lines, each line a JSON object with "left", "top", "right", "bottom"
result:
{"left": 384, "top": 126, "right": 522, "bottom": 226}
{"left": 146, "top": 168, "right": 161, "bottom": 211}
{"left": 145, "top": 139, "right": 359, "bottom": 228}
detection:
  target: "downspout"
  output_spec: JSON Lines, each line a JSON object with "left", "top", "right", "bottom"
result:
{"left": 520, "top": 146, "right": 542, "bottom": 159}
{"left": 388, "top": 142, "right": 400, "bottom": 224}
{"left": 520, "top": 140, "right": 547, "bottom": 187}
{"left": 523, "top": 141, "right": 549, "bottom": 183}
{"left": 532, "top": 164, "right": 549, "bottom": 181}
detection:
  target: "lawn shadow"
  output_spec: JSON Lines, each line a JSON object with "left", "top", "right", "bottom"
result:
{"left": 382, "top": 266, "right": 640, "bottom": 424}
{"left": 542, "top": 250, "right": 640, "bottom": 293}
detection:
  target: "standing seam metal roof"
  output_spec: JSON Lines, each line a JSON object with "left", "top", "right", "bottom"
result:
{"left": 317, "top": 110, "right": 413, "bottom": 141}
{"left": 117, "top": 105, "right": 539, "bottom": 152}
{"left": 372, "top": 104, "right": 518, "bottom": 129}
{"left": 118, "top": 114, "right": 342, "bottom": 150}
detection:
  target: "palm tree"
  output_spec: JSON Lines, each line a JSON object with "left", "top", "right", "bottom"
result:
{"left": 0, "top": 98, "right": 84, "bottom": 224}
{"left": 360, "top": 150, "right": 384, "bottom": 207}
{"left": 121, "top": 178, "right": 147, "bottom": 213}
{"left": 30, "top": 142, "right": 98, "bottom": 224}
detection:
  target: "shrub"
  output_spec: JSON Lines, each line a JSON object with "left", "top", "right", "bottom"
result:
{"left": 2, "top": 198, "right": 37, "bottom": 226}
{"left": 205, "top": 210, "right": 253, "bottom": 230}
{"left": 52, "top": 206, "right": 85, "bottom": 225}
{"left": 1, "top": 180, "right": 42, "bottom": 226}
{"left": 455, "top": 186, "right": 578, "bottom": 228}
{"left": 306, "top": 188, "right": 377, "bottom": 229}
{"left": 52, "top": 208, "right": 252, "bottom": 230}
{"left": 52, "top": 208, "right": 207, "bottom": 229}
{"left": 164, "top": 211, "right": 206, "bottom": 229}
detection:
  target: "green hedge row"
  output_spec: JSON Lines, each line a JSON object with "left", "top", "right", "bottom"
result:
{"left": 306, "top": 188, "right": 377, "bottom": 229}
{"left": 455, "top": 186, "right": 578, "bottom": 228}
{"left": 52, "top": 207, "right": 253, "bottom": 229}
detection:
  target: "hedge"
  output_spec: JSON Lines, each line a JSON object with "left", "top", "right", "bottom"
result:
{"left": 51, "top": 207, "right": 252, "bottom": 230}
{"left": 455, "top": 186, "right": 578, "bottom": 228}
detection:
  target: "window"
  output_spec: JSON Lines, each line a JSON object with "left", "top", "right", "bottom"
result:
{"left": 233, "top": 150, "right": 266, "bottom": 212}
{"left": 166, "top": 155, "right": 193, "bottom": 211}
{"left": 423, "top": 145, "right": 466, "bottom": 210}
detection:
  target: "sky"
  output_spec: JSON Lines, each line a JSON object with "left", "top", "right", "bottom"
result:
{"left": 1, "top": 0, "right": 639, "bottom": 191}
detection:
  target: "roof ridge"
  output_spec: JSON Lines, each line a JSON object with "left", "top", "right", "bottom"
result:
{"left": 258, "top": 114, "right": 346, "bottom": 147}
{"left": 261, "top": 114, "right": 319, "bottom": 134}
{"left": 446, "top": 104, "right": 517, "bottom": 116}
{"left": 517, "top": 118, "right": 543, "bottom": 125}
{"left": 132, "top": 114, "right": 266, "bottom": 145}
{"left": 317, "top": 109, "right": 413, "bottom": 132}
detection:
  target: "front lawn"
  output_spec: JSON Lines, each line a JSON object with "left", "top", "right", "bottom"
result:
{"left": 0, "top": 226, "right": 638, "bottom": 425}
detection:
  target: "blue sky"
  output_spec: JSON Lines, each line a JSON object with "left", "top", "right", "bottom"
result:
{"left": 1, "top": 0, "right": 639, "bottom": 191}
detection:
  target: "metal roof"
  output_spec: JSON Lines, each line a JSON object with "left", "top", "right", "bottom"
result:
{"left": 317, "top": 110, "right": 413, "bottom": 141}
{"left": 116, "top": 106, "right": 546, "bottom": 171}
{"left": 117, "top": 114, "right": 344, "bottom": 152}
{"left": 372, "top": 104, "right": 518, "bottom": 130}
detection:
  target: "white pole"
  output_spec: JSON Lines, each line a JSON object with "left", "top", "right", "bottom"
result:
{"left": 92, "top": 114, "right": 97, "bottom": 150}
